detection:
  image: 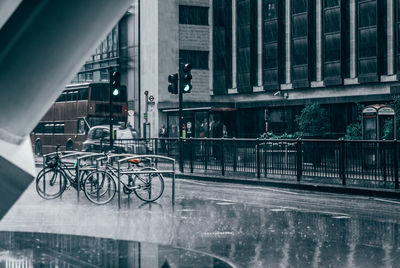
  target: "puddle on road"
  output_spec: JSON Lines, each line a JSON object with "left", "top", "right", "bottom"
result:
{"left": 0, "top": 231, "right": 233, "bottom": 268}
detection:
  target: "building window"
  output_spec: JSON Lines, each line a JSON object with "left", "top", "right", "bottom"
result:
{"left": 323, "top": 1, "right": 342, "bottom": 84}
{"left": 179, "top": 50, "right": 209, "bottom": 70}
{"left": 358, "top": 0, "right": 378, "bottom": 81}
{"left": 179, "top": 5, "right": 209, "bottom": 25}
{"left": 291, "top": 0, "right": 310, "bottom": 87}
{"left": 263, "top": 0, "right": 281, "bottom": 90}
{"left": 213, "top": 0, "right": 232, "bottom": 95}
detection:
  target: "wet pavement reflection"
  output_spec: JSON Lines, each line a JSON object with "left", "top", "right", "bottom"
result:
{"left": 2, "top": 178, "right": 400, "bottom": 267}
{"left": 0, "top": 231, "right": 232, "bottom": 268}
{"left": 173, "top": 197, "right": 400, "bottom": 268}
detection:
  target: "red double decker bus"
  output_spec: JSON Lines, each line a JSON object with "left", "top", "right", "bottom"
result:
{"left": 31, "top": 82, "right": 128, "bottom": 155}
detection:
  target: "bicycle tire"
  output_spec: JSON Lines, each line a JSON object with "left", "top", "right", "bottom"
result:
{"left": 133, "top": 167, "right": 164, "bottom": 202}
{"left": 83, "top": 170, "right": 116, "bottom": 205}
{"left": 36, "top": 167, "right": 67, "bottom": 200}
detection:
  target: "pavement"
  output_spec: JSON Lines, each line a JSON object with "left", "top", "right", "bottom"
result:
{"left": 2, "top": 164, "right": 400, "bottom": 267}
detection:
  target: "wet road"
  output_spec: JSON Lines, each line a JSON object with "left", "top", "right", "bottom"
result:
{"left": 1, "top": 174, "right": 400, "bottom": 267}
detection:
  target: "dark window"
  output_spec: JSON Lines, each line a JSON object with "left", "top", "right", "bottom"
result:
{"left": 359, "top": 28, "right": 377, "bottom": 58}
{"left": 325, "top": 0, "right": 340, "bottom": 8}
{"left": 324, "top": 8, "right": 340, "bottom": 33}
{"left": 90, "top": 85, "right": 127, "bottom": 102}
{"left": 263, "top": 44, "right": 278, "bottom": 68}
{"left": 79, "top": 88, "right": 89, "bottom": 100}
{"left": 263, "top": 0, "right": 280, "bottom": 89}
{"left": 292, "top": 14, "right": 308, "bottom": 38}
{"left": 292, "top": 0, "right": 307, "bottom": 14}
{"left": 179, "top": 50, "right": 209, "bottom": 70}
{"left": 293, "top": 38, "right": 308, "bottom": 65}
{"left": 359, "top": 1, "right": 376, "bottom": 28}
{"left": 53, "top": 122, "right": 65, "bottom": 134}
{"left": 325, "top": 34, "right": 341, "bottom": 62}
{"left": 179, "top": 5, "right": 208, "bottom": 25}
{"left": 264, "top": 0, "right": 277, "bottom": 20}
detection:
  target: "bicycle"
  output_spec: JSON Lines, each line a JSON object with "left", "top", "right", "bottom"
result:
{"left": 36, "top": 145, "right": 90, "bottom": 200}
{"left": 83, "top": 153, "right": 164, "bottom": 205}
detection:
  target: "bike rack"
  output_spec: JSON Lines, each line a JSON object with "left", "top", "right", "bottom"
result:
{"left": 75, "top": 153, "right": 109, "bottom": 199}
{"left": 117, "top": 155, "right": 176, "bottom": 209}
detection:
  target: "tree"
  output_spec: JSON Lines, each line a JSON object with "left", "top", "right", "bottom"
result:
{"left": 295, "top": 103, "right": 331, "bottom": 137}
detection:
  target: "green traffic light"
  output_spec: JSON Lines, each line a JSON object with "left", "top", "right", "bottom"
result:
{"left": 112, "top": 88, "right": 120, "bottom": 96}
{"left": 183, "top": 84, "right": 192, "bottom": 92}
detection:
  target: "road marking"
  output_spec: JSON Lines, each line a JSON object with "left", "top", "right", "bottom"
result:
{"left": 216, "top": 202, "right": 236, "bottom": 205}
{"left": 373, "top": 198, "right": 400, "bottom": 204}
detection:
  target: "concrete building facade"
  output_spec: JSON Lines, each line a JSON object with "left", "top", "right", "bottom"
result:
{"left": 81, "top": 0, "right": 400, "bottom": 139}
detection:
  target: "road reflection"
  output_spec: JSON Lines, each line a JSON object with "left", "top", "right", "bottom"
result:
{"left": 170, "top": 198, "right": 400, "bottom": 268}
{"left": 0, "top": 231, "right": 233, "bottom": 268}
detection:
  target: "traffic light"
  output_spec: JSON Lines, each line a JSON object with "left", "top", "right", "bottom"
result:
{"left": 110, "top": 71, "right": 120, "bottom": 96}
{"left": 181, "top": 63, "right": 192, "bottom": 93}
{"left": 168, "top": 73, "right": 178, "bottom": 94}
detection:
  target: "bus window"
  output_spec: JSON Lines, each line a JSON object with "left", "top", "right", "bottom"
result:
{"left": 43, "top": 123, "right": 54, "bottom": 133}
{"left": 90, "top": 86, "right": 108, "bottom": 101}
{"left": 56, "top": 93, "right": 66, "bottom": 102}
{"left": 54, "top": 122, "right": 64, "bottom": 133}
{"left": 79, "top": 88, "right": 88, "bottom": 100}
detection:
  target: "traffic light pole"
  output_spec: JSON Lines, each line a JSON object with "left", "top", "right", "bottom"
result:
{"left": 109, "top": 67, "right": 114, "bottom": 151}
{"left": 178, "top": 76, "right": 183, "bottom": 172}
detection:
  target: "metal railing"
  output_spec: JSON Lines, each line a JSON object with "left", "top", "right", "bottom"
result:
{"left": 102, "top": 138, "right": 400, "bottom": 190}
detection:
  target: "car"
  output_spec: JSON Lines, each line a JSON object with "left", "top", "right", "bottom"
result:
{"left": 82, "top": 125, "right": 149, "bottom": 154}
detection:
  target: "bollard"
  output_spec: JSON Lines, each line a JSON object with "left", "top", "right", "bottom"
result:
{"left": 221, "top": 138, "right": 225, "bottom": 176}
{"left": 256, "top": 141, "right": 261, "bottom": 179}
{"left": 339, "top": 138, "right": 346, "bottom": 185}
{"left": 394, "top": 140, "right": 399, "bottom": 189}
{"left": 189, "top": 138, "right": 194, "bottom": 173}
{"left": 296, "top": 138, "right": 302, "bottom": 182}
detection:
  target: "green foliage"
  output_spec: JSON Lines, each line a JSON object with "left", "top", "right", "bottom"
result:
{"left": 390, "top": 96, "right": 400, "bottom": 136}
{"left": 260, "top": 132, "right": 297, "bottom": 139}
{"left": 382, "top": 118, "right": 394, "bottom": 140}
{"left": 345, "top": 123, "right": 362, "bottom": 140}
{"left": 295, "top": 103, "right": 331, "bottom": 137}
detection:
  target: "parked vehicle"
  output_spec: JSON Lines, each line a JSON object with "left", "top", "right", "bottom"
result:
{"left": 82, "top": 125, "right": 148, "bottom": 154}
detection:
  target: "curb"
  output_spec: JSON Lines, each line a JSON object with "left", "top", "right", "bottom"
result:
{"left": 176, "top": 173, "right": 400, "bottom": 200}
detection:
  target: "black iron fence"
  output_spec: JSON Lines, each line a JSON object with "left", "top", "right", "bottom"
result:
{"left": 101, "top": 138, "right": 400, "bottom": 189}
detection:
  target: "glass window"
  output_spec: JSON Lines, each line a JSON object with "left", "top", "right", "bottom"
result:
{"left": 292, "top": 15, "right": 308, "bottom": 38}
{"left": 179, "top": 5, "right": 209, "bottom": 25}
{"left": 195, "top": 112, "right": 209, "bottom": 137}
{"left": 359, "top": 28, "right": 377, "bottom": 58}
{"left": 179, "top": 50, "right": 209, "bottom": 69}
{"left": 43, "top": 123, "right": 54, "bottom": 133}
{"left": 324, "top": 8, "right": 340, "bottom": 33}
{"left": 168, "top": 115, "right": 179, "bottom": 137}
{"left": 293, "top": 38, "right": 308, "bottom": 65}
{"left": 359, "top": 1, "right": 376, "bottom": 28}
{"left": 79, "top": 88, "right": 89, "bottom": 100}
{"left": 263, "top": 21, "right": 278, "bottom": 41}
{"left": 325, "top": 0, "right": 340, "bottom": 8}
{"left": 325, "top": 34, "right": 341, "bottom": 62}
{"left": 54, "top": 122, "right": 64, "bottom": 134}
{"left": 263, "top": 43, "right": 278, "bottom": 68}
{"left": 292, "top": 0, "right": 307, "bottom": 14}
{"left": 100, "top": 69, "right": 109, "bottom": 81}
{"left": 264, "top": 0, "right": 277, "bottom": 20}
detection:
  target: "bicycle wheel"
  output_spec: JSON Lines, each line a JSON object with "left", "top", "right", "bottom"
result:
{"left": 133, "top": 167, "right": 164, "bottom": 202}
{"left": 36, "top": 167, "right": 67, "bottom": 200}
{"left": 83, "top": 171, "right": 116, "bottom": 205}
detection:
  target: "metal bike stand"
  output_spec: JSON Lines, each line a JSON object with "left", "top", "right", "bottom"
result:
{"left": 117, "top": 155, "right": 176, "bottom": 209}
{"left": 75, "top": 153, "right": 105, "bottom": 200}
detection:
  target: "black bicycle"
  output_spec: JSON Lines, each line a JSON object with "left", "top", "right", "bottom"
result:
{"left": 36, "top": 145, "right": 89, "bottom": 199}
{"left": 83, "top": 154, "right": 164, "bottom": 205}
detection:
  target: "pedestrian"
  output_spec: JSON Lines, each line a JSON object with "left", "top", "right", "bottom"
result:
{"left": 159, "top": 125, "right": 167, "bottom": 152}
